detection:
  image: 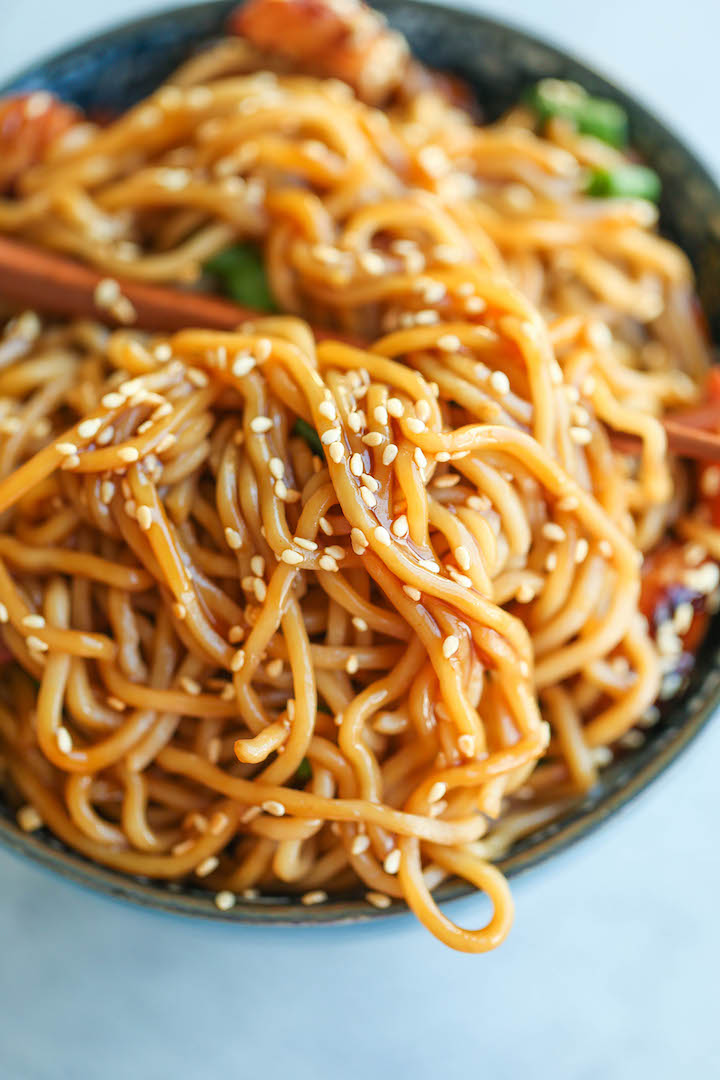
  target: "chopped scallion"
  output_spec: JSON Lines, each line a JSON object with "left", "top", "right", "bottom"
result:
{"left": 203, "top": 244, "right": 276, "bottom": 311}
{"left": 526, "top": 78, "right": 628, "bottom": 148}
{"left": 293, "top": 418, "right": 324, "bottom": 456}
{"left": 585, "top": 163, "right": 661, "bottom": 201}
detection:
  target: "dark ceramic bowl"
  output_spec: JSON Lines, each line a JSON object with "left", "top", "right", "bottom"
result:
{"left": 1, "top": 0, "right": 719, "bottom": 925}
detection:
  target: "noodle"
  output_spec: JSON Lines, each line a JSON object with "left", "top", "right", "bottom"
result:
{"left": 0, "top": 0, "right": 718, "bottom": 952}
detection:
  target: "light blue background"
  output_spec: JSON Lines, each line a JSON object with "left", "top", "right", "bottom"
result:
{"left": 1, "top": 3, "right": 719, "bottom": 1077}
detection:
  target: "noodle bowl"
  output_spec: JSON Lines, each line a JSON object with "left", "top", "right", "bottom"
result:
{"left": 0, "top": 0, "right": 718, "bottom": 951}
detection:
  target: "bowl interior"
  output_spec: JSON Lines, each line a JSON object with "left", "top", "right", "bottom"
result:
{"left": 1, "top": 0, "right": 719, "bottom": 923}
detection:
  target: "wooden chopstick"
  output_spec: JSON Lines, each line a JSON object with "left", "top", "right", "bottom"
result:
{"left": 0, "top": 235, "right": 346, "bottom": 338}
{"left": 1, "top": 235, "right": 719, "bottom": 460}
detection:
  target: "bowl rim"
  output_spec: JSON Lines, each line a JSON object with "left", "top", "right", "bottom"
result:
{"left": 0, "top": 0, "right": 718, "bottom": 926}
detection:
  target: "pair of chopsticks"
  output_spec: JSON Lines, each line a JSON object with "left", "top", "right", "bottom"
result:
{"left": 1, "top": 235, "right": 719, "bottom": 460}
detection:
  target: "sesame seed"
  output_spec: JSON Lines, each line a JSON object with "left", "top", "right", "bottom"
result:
{"left": 428, "top": 781, "right": 447, "bottom": 804}
{"left": 17, "top": 805, "right": 43, "bottom": 832}
{"left": 382, "top": 444, "right": 398, "bottom": 466}
{"left": 458, "top": 734, "right": 476, "bottom": 757}
{"left": 137, "top": 505, "right": 153, "bottom": 531}
{"left": 366, "top": 891, "right": 392, "bottom": 909}
{"left": 56, "top": 442, "right": 78, "bottom": 456}
{"left": 320, "top": 427, "right": 342, "bottom": 445}
{"left": 172, "top": 838, "right": 196, "bottom": 857}
{"left": 545, "top": 552, "right": 558, "bottom": 572}
{"left": 362, "top": 432, "right": 384, "bottom": 447}
{"left": 391, "top": 516, "right": 409, "bottom": 538}
{"left": 241, "top": 887, "right": 260, "bottom": 900}
{"left": 434, "top": 473, "right": 460, "bottom": 489}
{"left": 406, "top": 418, "right": 426, "bottom": 434}
{"left": 685, "top": 563, "right": 720, "bottom": 594}
{"left": 361, "top": 473, "right": 379, "bottom": 493}
{"left": 118, "top": 447, "right": 140, "bottom": 463}
{"left": 253, "top": 579, "right": 267, "bottom": 602}
{"left": 345, "top": 654, "right": 359, "bottom": 675}
{"left": 348, "top": 412, "right": 363, "bottom": 433}
{"left": 598, "top": 540, "right": 613, "bottom": 558}
{"left": 22, "top": 614, "right": 45, "bottom": 629}
{"left": 570, "top": 426, "right": 592, "bottom": 446}
{"left": 350, "top": 528, "right": 368, "bottom": 550}
{"left": 254, "top": 339, "right": 272, "bottom": 362}
{"left": 373, "top": 405, "right": 388, "bottom": 426}
{"left": 281, "top": 549, "right": 304, "bottom": 565}
{"left": 383, "top": 849, "right": 401, "bottom": 875}
{"left": 350, "top": 453, "right": 364, "bottom": 476}
{"left": 266, "top": 658, "right": 284, "bottom": 678}
{"left": 466, "top": 296, "right": 486, "bottom": 314}
{"left": 542, "top": 522, "right": 566, "bottom": 542}
{"left": 214, "top": 890, "right": 236, "bottom": 911}
{"left": 588, "top": 320, "right": 612, "bottom": 349}
{"left": 419, "top": 558, "right": 439, "bottom": 573}
{"left": 295, "top": 537, "right": 318, "bottom": 551}
{"left": 301, "top": 890, "right": 328, "bottom": 906}
{"left": 575, "top": 538, "right": 589, "bottom": 563}
{"left": 557, "top": 495, "right": 578, "bottom": 511}
{"left": 0, "top": 603, "right": 8, "bottom": 623}
{"left": 328, "top": 442, "right": 345, "bottom": 463}
{"left": 312, "top": 244, "right": 343, "bottom": 265}
{"left": 373, "top": 526, "right": 391, "bottom": 546}
{"left": 232, "top": 354, "right": 255, "bottom": 377}
{"left": 274, "top": 479, "right": 289, "bottom": 500}
{"left": 352, "top": 616, "right": 368, "bottom": 632}
{"left": 360, "top": 486, "right": 377, "bottom": 508}
{"left": 326, "top": 545, "right": 344, "bottom": 560}
{"left": 250, "top": 555, "right": 265, "bottom": 577}
{"left": 56, "top": 727, "right": 73, "bottom": 753}
{"left": 701, "top": 467, "right": 720, "bottom": 497}
{"left": 94, "top": 278, "right": 120, "bottom": 308}
{"left": 387, "top": 398, "right": 404, "bottom": 418}
{"left": 403, "top": 586, "right": 421, "bottom": 601}
{"left": 230, "top": 649, "right": 246, "bottom": 672}
{"left": 77, "top": 418, "right": 102, "bottom": 440}
{"left": 261, "top": 800, "right": 285, "bottom": 817}
{"left": 26, "top": 635, "right": 48, "bottom": 653}
{"left": 180, "top": 676, "right": 201, "bottom": 696}
{"left": 251, "top": 417, "right": 273, "bottom": 434}
{"left": 351, "top": 834, "right": 371, "bottom": 855}
{"left": 442, "top": 635, "right": 460, "bottom": 659}
{"left": 228, "top": 625, "right": 244, "bottom": 644}
{"left": 684, "top": 543, "right": 707, "bottom": 566}
{"left": 489, "top": 370, "right": 510, "bottom": 395}
{"left": 437, "top": 334, "right": 461, "bottom": 352}
{"left": 516, "top": 583, "right": 536, "bottom": 603}
{"left": 268, "top": 457, "right": 284, "bottom": 480}
{"left": 454, "top": 546, "right": 471, "bottom": 571}
{"left": 416, "top": 401, "right": 433, "bottom": 426}
{"left": 196, "top": 856, "right": 219, "bottom": 878}
{"left": 172, "top": 603, "right": 187, "bottom": 620}
{"left": 319, "top": 555, "right": 338, "bottom": 572}
{"left": 414, "top": 447, "right": 427, "bottom": 470}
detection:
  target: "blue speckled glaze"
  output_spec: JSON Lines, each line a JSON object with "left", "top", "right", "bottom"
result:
{"left": 1, "top": 0, "right": 719, "bottom": 925}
